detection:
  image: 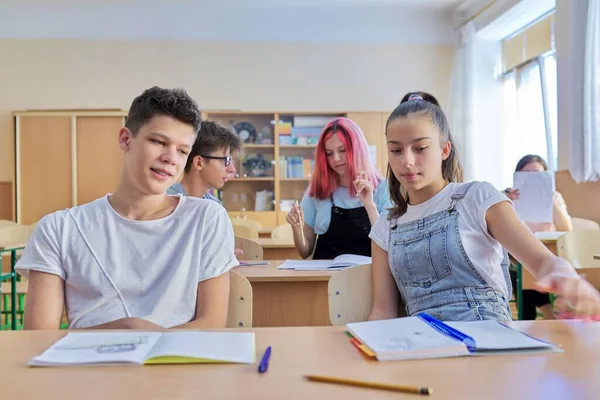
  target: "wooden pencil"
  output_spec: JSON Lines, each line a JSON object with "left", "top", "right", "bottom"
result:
{"left": 295, "top": 200, "right": 305, "bottom": 247}
{"left": 304, "top": 375, "right": 432, "bottom": 395}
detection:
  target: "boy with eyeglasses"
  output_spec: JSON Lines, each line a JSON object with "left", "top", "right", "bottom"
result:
{"left": 168, "top": 120, "right": 241, "bottom": 202}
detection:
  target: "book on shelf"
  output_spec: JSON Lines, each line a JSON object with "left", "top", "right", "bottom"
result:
{"left": 279, "top": 156, "right": 314, "bottom": 179}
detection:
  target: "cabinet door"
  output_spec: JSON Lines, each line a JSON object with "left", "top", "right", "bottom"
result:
{"left": 76, "top": 117, "right": 124, "bottom": 205}
{"left": 18, "top": 116, "right": 72, "bottom": 224}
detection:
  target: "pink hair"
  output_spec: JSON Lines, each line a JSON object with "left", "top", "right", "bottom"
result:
{"left": 308, "top": 117, "right": 382, "bottom": 200}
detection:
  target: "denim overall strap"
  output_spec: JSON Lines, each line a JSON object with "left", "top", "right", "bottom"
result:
{"left": 388, "top": 182, "right": 512, "bottom": 321}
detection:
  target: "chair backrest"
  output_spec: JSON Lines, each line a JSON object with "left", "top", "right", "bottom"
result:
{"left": 328, "top": 264, "right": 373, "bottom": 326}
{"left": 227, "top": 271, "right": 253, "bottom": 328}
{"left": 271, "top": 224, "right": 293, "bottom": 240}
{"left": 0, "top": 224, "right": 35, "bottom": 247}
{"left": 571, "top": 217, "right": 600, "bottom": 231}
{"left": 231, "top": 218, "right": 262, "bottom": 231}
{"left": 0, "top": 220, "right": 17, "bottom": 230}
{"left": 233, "top": 225, "right": 259, "bottom": 239}
{"left": 234, "top": 237, "right": 263, "bottom": 260}
{"left": 557, "top": 230, "right": 600, "bottom": 269}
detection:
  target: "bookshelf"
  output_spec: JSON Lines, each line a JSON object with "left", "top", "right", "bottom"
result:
{"left": 11, "top": 109, "right": 388, "bottom": 227}
{"left": 203, "top": 111, "right": 389, "bottom": 229}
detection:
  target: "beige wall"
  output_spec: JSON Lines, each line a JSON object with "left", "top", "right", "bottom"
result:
{"left": 0, "top": 39, "right": 454, "bottom": 182}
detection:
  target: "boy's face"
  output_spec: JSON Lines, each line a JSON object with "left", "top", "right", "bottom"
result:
{"left": 119, "top": 115, "right": 196, "bottom": 195}
{"left": 194, "top": 147, "right": 236, "bottom": 190}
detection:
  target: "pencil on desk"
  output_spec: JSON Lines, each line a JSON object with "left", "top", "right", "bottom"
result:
{"left": 304, "top": 375, "right": 432, "bottom": 395}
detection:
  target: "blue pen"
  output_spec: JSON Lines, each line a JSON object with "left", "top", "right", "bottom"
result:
{"left": 258, "top": 346, "right": 272, "bottom": 373}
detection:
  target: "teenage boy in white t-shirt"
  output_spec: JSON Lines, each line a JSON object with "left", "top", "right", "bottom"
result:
{"left": 16, "top": 86, "right": 238, "bottom": 330}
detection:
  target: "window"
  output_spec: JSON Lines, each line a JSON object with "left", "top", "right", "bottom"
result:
{"left": 500, "top": 10, "right": 557, "bottom": 188}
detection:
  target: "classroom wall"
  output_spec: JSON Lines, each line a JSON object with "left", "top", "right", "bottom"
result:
{"left": 0, "top": 39, "right": 454, "bottom": 189}
{"left": 553, "top": 0, "right": 600, "bottom": 220}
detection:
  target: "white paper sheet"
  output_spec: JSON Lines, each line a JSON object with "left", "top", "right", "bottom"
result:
{"left": 513, "top": 171, "right": 554, "bottom": 223}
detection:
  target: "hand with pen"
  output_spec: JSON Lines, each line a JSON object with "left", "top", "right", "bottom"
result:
{"left": 353, "top": 171, "right": 374, "bottom": 206}
{"left": 286, "top": 202, "right": 305, "bottom": 230}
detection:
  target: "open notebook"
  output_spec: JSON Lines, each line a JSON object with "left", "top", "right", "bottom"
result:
{"left": 346, "top": 314, "right": 560, "bottom": 361}
{"left": 277, "top": 254, "right": 371, "bottom": 271}
{"left": 28, "top": 331, "right": 256, "bottom": 367}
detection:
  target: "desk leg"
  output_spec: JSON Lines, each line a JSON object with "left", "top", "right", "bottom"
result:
{"left": 517, "top": 263, "right": 523, "bottom": 321}
{"left": 11, "top": 250, "right": 17, "bottom": 330}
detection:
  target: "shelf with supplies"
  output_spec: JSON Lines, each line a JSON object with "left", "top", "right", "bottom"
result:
{"left": 202, "top": 110, "right": 390, "bottom": 229}
{"left": 9, "top": 108, "right": 388, "bottom": 228}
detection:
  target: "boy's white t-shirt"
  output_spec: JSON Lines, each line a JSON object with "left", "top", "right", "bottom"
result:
{"left": 16, "top": 195, "right": 238, "bottom": 329}
{"left": 369, "top": 182, "right": 511, "bottom": 299}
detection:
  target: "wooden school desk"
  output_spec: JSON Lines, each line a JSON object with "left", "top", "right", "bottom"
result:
{"left": 255, "top": 238, "right": 299, "bottom": 260}
{"left": 6, "top": 261, "right": 334, "bottom": 329}
{"left": 2, "top": 321, "right": 600, "bottom": 400}
{"left": 516, "top": 232, "right": 600, "bottom": 319}
{"left": 233, "top": 260, "right": 336, "bottom": 327}
{"left": 514, "top": 233, "right": 561, "bottom": 320}
{"left": 258, "top": 227, "right": 273, "bottom": 239}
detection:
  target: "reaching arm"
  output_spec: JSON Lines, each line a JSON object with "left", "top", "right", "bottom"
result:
{"left": 172, "top": 272, "right": 231, "bottom": 329}
{"left": 486, "top": 201, "right": 600, "bottom": 318}
{"left": 23, "top": 271, "right": 65, "bottom": 330}
{"left": 368, "top": 241, "right": 400, "bottom": 321}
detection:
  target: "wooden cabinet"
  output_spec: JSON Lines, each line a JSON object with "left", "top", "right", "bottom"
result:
{"left": 13, "top": 110, "right": 389, "bottom": 227}
{"left": 14, "top": 111, "right": 126, "bottom": 224}
{"left": 205, "top": 111, "right": 390, "bottom": 229}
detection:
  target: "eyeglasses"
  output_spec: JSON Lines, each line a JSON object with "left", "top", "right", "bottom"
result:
{"left": 200, "top": 154, "right": 232, "bottom": 167}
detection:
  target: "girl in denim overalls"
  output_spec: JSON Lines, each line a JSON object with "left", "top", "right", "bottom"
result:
{"left": 368, "top": 92, "right": 600, "bottom": 322}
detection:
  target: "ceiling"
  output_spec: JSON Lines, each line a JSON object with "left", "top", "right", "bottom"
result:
{"left": 0, "top": 0, "right": 468, "bottom": 43}
{"left": 3, "top": 0, "right": 466, "bottom": 10}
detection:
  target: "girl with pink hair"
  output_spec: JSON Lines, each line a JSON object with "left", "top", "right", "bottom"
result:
{"left": 286, "top": 117, "right": 391, "bottom": 259}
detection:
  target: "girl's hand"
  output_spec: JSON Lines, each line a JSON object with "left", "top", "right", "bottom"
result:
{"left": 353, "top": 171, "right": 374, "bottom": 206}
{"left": 504, "top": 188, "right": 520, "bottom": 201}
{"left": 535, "top": 274, "right": 600, "bottom": 320}
{"left": 286, "top": 203, "right": 304, "bottom": 231}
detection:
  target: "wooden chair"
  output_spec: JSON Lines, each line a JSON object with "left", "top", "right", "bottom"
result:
{"left": 0, "top": 224, "right": 35, "bottom": 248}
{"left": 227, "top": 271, "right": 253, "bottom": 328}
{"left": 571, "top": 217, "right": 600, "bottom": 231}
{"left": 328, "top": 263, "right": 406, "bottom": 326}
{"left": 0, "top": 220, "right": 17, "bottom": 230}
{"left": 231, "top": 218, "right": 262, "bottom": 231}
{"left": 271, "top": 224, "right": 293, "bottom": 240}
{"left": 233, "top": 225, "right": 259, "bottom": 240}
{"left": 328, "top": 264, "right": 372, "bottom": 325}
{"left": 557, "top": 230, "right": 600, "bottom": 269}
{"left": 234, "top": 237, "right": 263, "bottom": 260}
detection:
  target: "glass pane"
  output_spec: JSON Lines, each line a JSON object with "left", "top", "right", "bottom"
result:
{"left": 516, "top": 62, "right": 549, "bottom": 162}
{"left": 501, "top": 71, "right": 519, "bottom": 188}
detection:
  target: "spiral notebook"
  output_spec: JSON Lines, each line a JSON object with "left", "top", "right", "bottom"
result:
{"left": 346, "top": 314, "right": 561, "bottom": 361}
{"left": 28, "top": 331, "right": 256, "bottom": 367}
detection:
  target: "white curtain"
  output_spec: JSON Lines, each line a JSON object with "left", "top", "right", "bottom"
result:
{"left": 448, "top": 22, "right": 504, "bottom": 187}
{"left": 448, "top": 22, "right": 477, "bottom": 183}
{"left": 569, "top": 0, "right": 600, "bottom": 182}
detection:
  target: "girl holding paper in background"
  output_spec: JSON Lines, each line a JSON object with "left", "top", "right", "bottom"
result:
{"left": 368, "top": 94, "right": 600, "bottom": 322}
{"left": 286, "top": 117, "right": 391, "bottom": 259}
{"left": 504, "top": 155, "right": 572, "bottom": 233}
{"left": 504, "top": 155, "right": 573, "bottom": 320}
